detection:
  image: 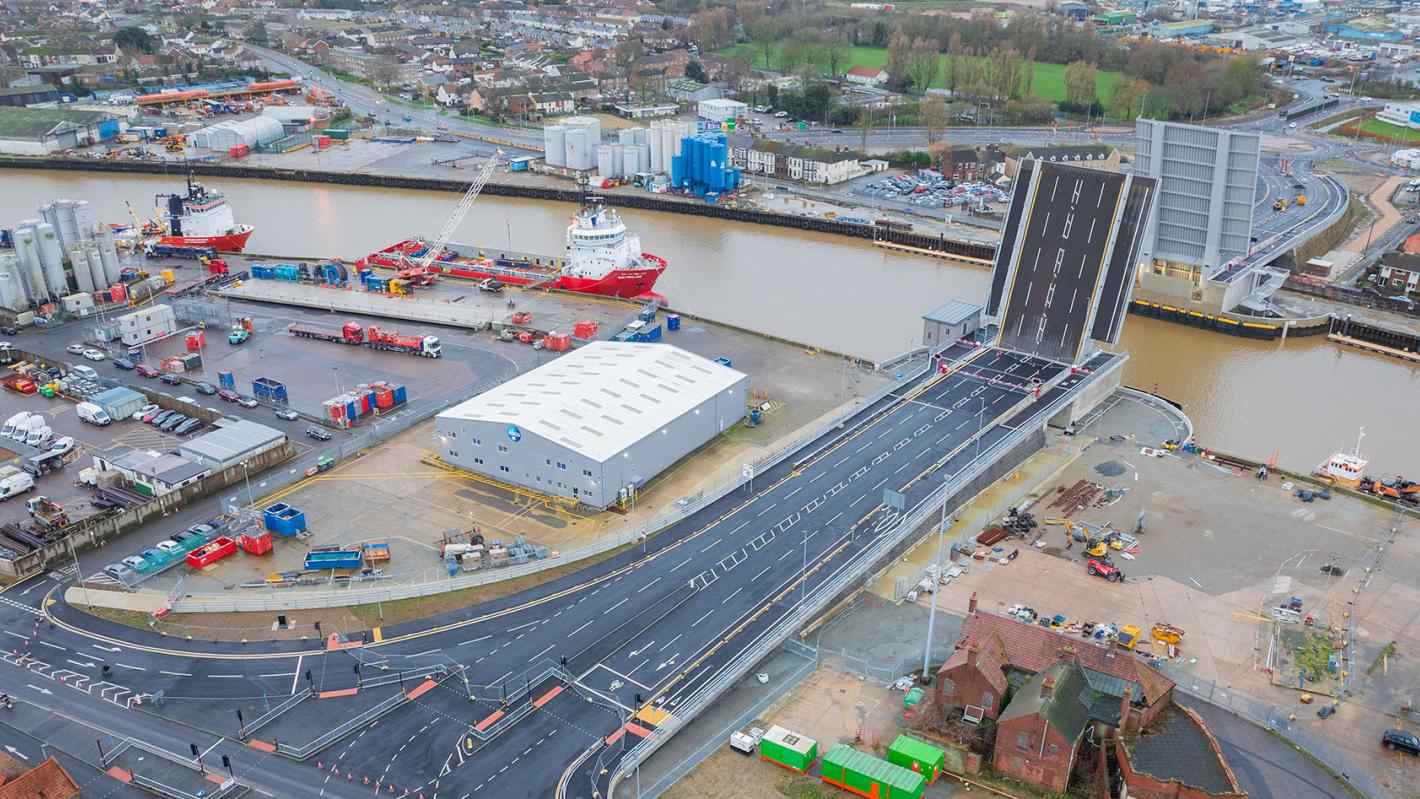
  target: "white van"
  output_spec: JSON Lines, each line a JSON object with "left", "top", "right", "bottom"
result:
{"left": 0, "top": 472, "right": 35, "bottom": 501}
{"left": 70, "top": 364, "right": 100, "bottom": 381}
{"left": 15, "top": 415, "right": 44, "bottom": 443}
{"left": 2, "top": 412, "right": 32, "bottom": 440}
{"left": 25, "top": 425, "right": 52, "bottom": 449}
{"left": 76, "top": 402, "right": 111, "bottom": 426}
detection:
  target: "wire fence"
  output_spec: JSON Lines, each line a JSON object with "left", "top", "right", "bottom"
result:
{"left": 1154, "top": 662, "right": 1396, "bottom": 799}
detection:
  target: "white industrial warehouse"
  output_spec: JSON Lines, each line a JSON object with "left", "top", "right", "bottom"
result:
{"left": 190, "top": 116, "right": 284, "bottom": 151}
{"left": 435, "top": 342, "right": 748, "bottom": 509}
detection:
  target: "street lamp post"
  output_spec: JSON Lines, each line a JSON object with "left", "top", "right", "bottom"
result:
{"left": 68, "top": 535, "right": 91, "bottom": 607}
{"left": 922, "top": 503, "right": 954, "bottom": 680}
{"left": 975, "top": 398, "right": 985, "bottom": 462}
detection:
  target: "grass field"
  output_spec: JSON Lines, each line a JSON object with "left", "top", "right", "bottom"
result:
{"left": 721, "top": 43, "right": 1123, "bottom": 103}
{"left": 1355, "top": 116, "right": 1420, "bottom": 144}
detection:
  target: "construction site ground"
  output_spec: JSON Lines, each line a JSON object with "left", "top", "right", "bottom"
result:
{"left": 120, "top": 320, "right": 891, "bottom": 608}
{"left": 877, "top": 394, "right": 1420, "bottom": 799}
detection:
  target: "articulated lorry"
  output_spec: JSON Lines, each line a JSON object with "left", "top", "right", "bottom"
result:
{"left": 287, "top": 321, "right": 441, "bottom": 358}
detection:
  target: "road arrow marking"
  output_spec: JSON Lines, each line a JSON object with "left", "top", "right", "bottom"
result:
{"left": 26, "top": 684, "right": 51, "bottom": 695}
{"left": 91, "top": 645, "right": 121, "bottom": 653}
{"left": 66, "top": 659, "right": 96, "bottom": 669}
{"left": 628, "top": 641, "right": 654, "bottom": 658}
{"left": 655, "top": 655, "right": 679, "bottom": 672}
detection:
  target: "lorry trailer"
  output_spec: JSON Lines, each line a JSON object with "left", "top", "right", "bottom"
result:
{"left": 287, "top": 321, "right": 442, "bottom": 358}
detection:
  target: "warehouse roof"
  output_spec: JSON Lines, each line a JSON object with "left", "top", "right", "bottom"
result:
{"left": 0, "top": 83, "right": 58, "bottom": 98}
{"left": 0, "top": 107, "right": 111, "bottom": 140}
{"left": 922, "top": 299, "right": 981, "bottom": 326}
{"left": 178, "top": 419, "right": 285, "bottom": 465}
{"left": 440, "top": 342, "right": 746, "bottom": 462}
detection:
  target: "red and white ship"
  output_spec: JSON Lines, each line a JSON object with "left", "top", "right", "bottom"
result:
{"left": 366, "top": 197, "right": 666, "bottom": 300}
{"left": 151, "top": 177, "right": 254, "bottom": 252}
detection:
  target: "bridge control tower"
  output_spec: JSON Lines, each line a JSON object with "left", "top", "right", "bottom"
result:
{"left": 985, "top": 159, "right": 1157, "bottom": 365}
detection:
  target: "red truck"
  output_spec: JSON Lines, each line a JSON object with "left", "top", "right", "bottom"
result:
{"left": 286, "top": 320, "right": 442, "bottom": 358}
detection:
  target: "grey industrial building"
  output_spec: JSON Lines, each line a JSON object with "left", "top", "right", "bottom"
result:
{"left": 436, "top": 342, "right": 748, "bottom": 509}
{"left": 177, "top": 419, "right": 287, "bottom": 471}
{"left": 921, "top": 300, "right": 982, "bottom": 351}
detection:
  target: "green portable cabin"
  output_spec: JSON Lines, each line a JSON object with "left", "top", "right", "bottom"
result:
{"left": 821, "top": 744, "right": 927, "bottom": 799}
{"left": 759, "top": 725, "right": 818, "bottom": 773}
{"left": 887, "top": 735, "right": 945, "bottom": 784}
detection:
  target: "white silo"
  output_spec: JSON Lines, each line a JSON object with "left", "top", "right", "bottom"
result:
{"left": 54, "top": 202, "right": 81, "bottom": 252}
{"left": 36, "top": 203, "right": 61, "bottom": 247}
{"left": 35, "top": 222, "right": 68, "bottom": 294}
{"left": 634, "top": 143, "right": 650, "bottom": 174}
{"left": 68, "top": 244, "right": 95, "bottom": 295}
{"left": 596, "top": 144, "right": 616, "bottom": 179}
{"left": 0, "top": 254, "right": 27, "bottom": 312}
{"left": 617, "top": 128, "right": 635, "bottom": 146}
{"left": 565, "top": 126, "right": 594, "bottom": 171}
{"left": 648, "top": 122, "right": 664, "bottom": 173}
{"left": 14, "top": 228, "right": 48, "bottom": 301}
{"left": 544, "top": 125, "right": 567, "bottom": 167}
{"left": 95, "top": 223, "right": 121, "bottom": 284}
{"left": 72, "top": 200, "right": 96, "bottom": 241}
{"left": 622, "top": 145, "right": 638, "bottom": 177}
{"left": 85, "top": 245, "right": 107, "bottom": 293}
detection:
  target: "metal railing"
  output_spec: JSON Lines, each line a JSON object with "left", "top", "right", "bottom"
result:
{"left": 171, "top": 353, "right": 941, "bottom": 613}
{"left": 271, "top": 665, "right": 451, "bottom": 759}
{"left": 1156, "top": 662, "right": 1396, "bottom": 799}
{"left": 604, "top": 355, "right": 1121, "bottom": 797}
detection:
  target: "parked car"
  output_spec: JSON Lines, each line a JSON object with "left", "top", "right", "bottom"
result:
{"left": 46, "top": 436, "right": 75, "bottom": 456}
{"left": 195, "top": 382, "right": 217, "bottom": 395}
{"left": 120, "top": 555, "right": 146, "bottom": 569}
{"left": 773, "top": 110, "right": 789, "bottom": 118}
{"left": 132, "top": 404, "right": 160, "bottom": 421}
{"left": 237, "top": 396, "right": 258, "bottom": 408}
{"left": 174, "top": 418, "right": 205, "bottom": 435}
{"left": 112, "top": 357, "right": 136, "bottom": 370}
{"left": 102, "top": 563, "right": 133, "bottom": 580}
{"left": 171, "top": 529, "right": 202, "bottom": 543}
{"left": 70, "top": 365, "right": 100, "bottom": 381}
{"left": 65, "top": 343, "right": 86, "bottom": 355}
{"left": 275, "top": 409, "right": 299, "bottom": 421}
{"left": 135, "top": 363, "right": 160, "bottom": 378}
{"left": 159, "top": 414, "right": 188, "bottom": 431}
{"left": 159, "top": 372, "right": 183, "bottom": 385}
{"left": 156, "top": 540, "right": 182, "bottom": 553}
{"left": 150, "top": 410, "right": 177, "bottom": 426}
{"left": 188, "top": 522, "right": 216, "bottom": 536}
{"left": 0, "top": 325, "right": 16, "bottom": 336}
{"left": 81, "top": 348, "right": 105, "bottom": 361}
{"left": 142, "top": 408, "right": 166, "bottom": 424}
{"left": 306, "top": 426, "right": 332, "bottom": 441}
{"left": 218, "top": 389, "right": 240, "bottom": 403}
{"left": 137, "top": 547, "right": 163, "bottom": 560}
{"left": 1383, "top": 729, "right": 1420, "bottom": 755}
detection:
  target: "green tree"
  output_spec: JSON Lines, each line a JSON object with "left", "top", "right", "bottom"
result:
{"left": 1106, "top": 77, "right": 1150, "bottom": 120}
{"left": 750, "top": 19, "right": 781, "bottom": 70}
{"left": 886, "top": 27, "right": 911, "bottom": 90}
{"left": 243, "top": 21, "right": 269, "bottom": 46}
{"left": 685, "top": 59, "right": 707, "bottom": 83}
{"left": 920, "top": 94, "right": 948, "bottom": 145}
{"left": 1063, "top": 59, "right": 1098, "bottom": 110}
{"left": 857, "top": 107, "right": 873, "bottom": 152}
{"left": 820, "top": 33, "right": 851, "bottom": 79}
{"left": 113, "top": 27, "right": 156, "bottom": 56}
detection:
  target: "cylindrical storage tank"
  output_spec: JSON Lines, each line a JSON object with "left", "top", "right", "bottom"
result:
{"left": 54, "top": 201, "right": 80, "bottom": 251}
{"left": 544, "top": 125, "right": 567, "bottom": 167}
{"left": 596, "top": 144, "right": 616, "bottom": 179}
{"left": 72, "top": 200, "right": 95, "bottom": 241}
{"left": 96, "top": 223, "right": 121, "bottom": 284}
{"left": 617, "top": 128, "right": 636, "bottom": 146}
{"left": 635, "top": 143, "right": 650, "bottom": 174}
{"left": 621, "top": 145, "right": 637, "bottom": 177}
{"left": 648, "top": 123, "right": 664, "bottom": 173}
{"left": 14, "top": 228, "right": 47, "bottom": 301}
{"left": 85, "top": 246, "right": 107, "bottom": 293}
{"left": 36, "top": 203, "right": 63, "bottom": 249}
{"left": 565, "top": 126, "right": 592, "bottom": 171}
{"left": 35, "top": 222, "right": 67, "bottom": 294}
{"left": 68, "top": 244, "right": 95, "bottom": 295}
{"left": 0, "top": 253, "right": 27, "bottom": 312}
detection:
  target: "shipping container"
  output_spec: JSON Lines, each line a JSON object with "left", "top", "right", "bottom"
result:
{"left": 820, "top": 745, "right": 925, "bottom": 799}
{"left": 759, "top": 726, "right": 817, "bottom": 773}
{"left": 304, "top": 547, "right": 363, "bottom": 570}
{"left": 185, "top": 330, "right": 206, "bottom": 351}
{"left": 263, "top": 502, "right": 307, "bottom": 536}
{"left": 886, "top": 736, "right": 944, "bottom": 785}
{"left": 252, "top": 377, "right": 288, "bottom": 404}
{"left": 218, "top": 370, "right": 235, "bottom": 390}
{"left": 544, "top": 332, "right": 571, "bottom": 352}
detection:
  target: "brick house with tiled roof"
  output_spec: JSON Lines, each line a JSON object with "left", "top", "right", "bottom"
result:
{"left": 0, "top": 755, "right": 81, "bottom": 799}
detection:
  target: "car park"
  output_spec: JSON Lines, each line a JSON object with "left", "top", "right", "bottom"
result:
{"left": 306, "top": 426, "right": 332, "bottom": 441}
{"left": 150, "top": 410, "right": 177, "bottom": 426}
{"left": 174, "top": 418, "right": 205, "bottom": 435}
{"left": 156, "top": 540, "right": 182, "bottom": 553}
{"left": 70, "top": 364, "right": 100, "bottom": 381}
{"left": 82, "top": 348, "right": 105, "bottom": 361}
{"left": 276, "top": 409, "right": 299, "bottom": 421}
{"left": 159, "top": 372, "right": 183, "bottom": 385}
{"left": 171, "top": 529, "right": 201, "bottom": 543}
{"left": 65, "top": 344, "right": 86, "bottom": 355}
{"left": 159, "top": 414, "right": 188, "bottom": 431}
{"left": 132, "top": 404, "right": 160, "bottom": 421}
{"left": 857, "top": 169, "right": 1007, "bottom": 211}
{"left": 121, "top": 555, "right": 146, "bottom": 569}
{"left": 218, "top": 389, "right": 239, "bottom": 402}
{"left": 135, "top": 363, "right": 160, "bottom": 378}
{"left": 237, "top": 396, "right": 258, "bottom": 408}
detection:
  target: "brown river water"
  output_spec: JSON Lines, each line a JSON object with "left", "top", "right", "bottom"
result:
{"left": 2, "top": 170, "right": 1416, "bottom": 475}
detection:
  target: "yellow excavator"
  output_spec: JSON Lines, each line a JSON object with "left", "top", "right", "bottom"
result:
{"left": 1049, "top": 518, "right": 1123, "bottom": 557}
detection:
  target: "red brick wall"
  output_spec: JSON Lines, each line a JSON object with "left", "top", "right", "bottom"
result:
{"left": 1115, "top": 705, "right": 1244, "bottom": 799}
{"left": 993, "top": 713, "right": 1077, "bottom": 793}
{"left": 935, "top": 660, "right": 1004, "bottom": 720}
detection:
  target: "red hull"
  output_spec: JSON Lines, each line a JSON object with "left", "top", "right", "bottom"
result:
{"left": 156, "top": 225, "right": 254, "bottom": 253}
{"left": 369, "top": 240, "right": 665, "bottom": 300}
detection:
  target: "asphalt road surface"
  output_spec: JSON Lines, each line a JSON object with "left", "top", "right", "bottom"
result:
{"left": 0, "top": 333, "right": 1119, "bottom": 798}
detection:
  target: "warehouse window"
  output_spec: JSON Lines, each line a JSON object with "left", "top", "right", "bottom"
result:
{"left": 498, "top": 445, "right": 508, "bottom": 453}
{"left": 449, "top": 450, "right": 458, "bottom": 458}
{"left": 472, "top": 438, "right": 481, "bottom": 446}
{"left": 499, "top": 465, "right": 510, "bottom": 473}
{"left": 556, "top": 462, "right": 566, "bottom": 470}
{"left": 1016, "top": 732, "right": 1029, "bottom": 750}
{"left": 474, "top": 458, "right": 484, "bottom": 465}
